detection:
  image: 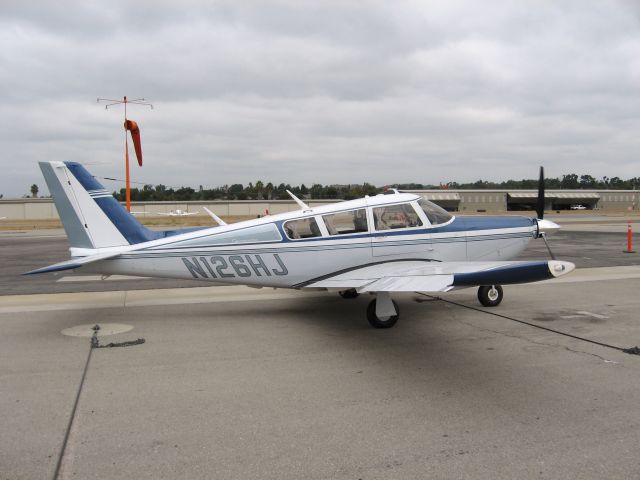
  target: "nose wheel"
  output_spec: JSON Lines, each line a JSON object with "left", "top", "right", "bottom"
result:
{"left": 477, "top": 285, "right": 503, "bottom": 307}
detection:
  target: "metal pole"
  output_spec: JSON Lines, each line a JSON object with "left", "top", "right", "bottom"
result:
{"left": 97, "top": 96, "right": 152, "bottom": 212}
{"left": 124, "top": 96, "right": 131, "bottom": 211}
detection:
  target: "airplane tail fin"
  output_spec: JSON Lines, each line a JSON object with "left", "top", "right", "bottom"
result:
{"left": 40, "top": 161, "right": 159, "bottom": 249}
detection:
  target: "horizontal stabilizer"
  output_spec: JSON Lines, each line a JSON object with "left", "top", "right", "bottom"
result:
{"left": 23, "top": 251, "right": 120, "bottom": 275}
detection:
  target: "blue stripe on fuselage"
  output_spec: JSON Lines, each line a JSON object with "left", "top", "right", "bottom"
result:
{"left": 273, "top": 216, "right": 534, "bottom": 243}
{"left": 152, "top": 215, "right": 535, "bottom": 251}
{"left": 429, "top": 216, "right": 536, "bottom": 234}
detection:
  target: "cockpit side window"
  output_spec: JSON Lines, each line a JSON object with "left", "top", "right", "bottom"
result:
{"left": 418, "top": 198, "right": 453, "bottom": 225}
{"left": 322, "top": 208, "right": 368, "bottom": 235}
{"left": 372, "top": 203, "right": 423, "bottom": 231}
{"left": 283, "top": 217, "right": 322, "bottom": 240}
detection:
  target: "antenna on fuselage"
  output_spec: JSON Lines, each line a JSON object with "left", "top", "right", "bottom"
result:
{"left": 203, "top": 207, "right": 227, "bottom": 226}
{"left": 286, "top": 190, "right": 309, "bottom": 210}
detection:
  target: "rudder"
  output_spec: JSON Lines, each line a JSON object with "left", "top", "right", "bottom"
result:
{"left": 39, "top": 161, "right": 158, "bottom": 248}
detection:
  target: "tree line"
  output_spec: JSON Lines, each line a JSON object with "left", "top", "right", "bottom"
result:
{"left": 111, "top": 174, "right": 640, "bottom": 202}
{"left": 113, "top": 182, "right": 380, "bottom": 202}
{"left": 17, "top": 174, "right": 640, "bottom": 201}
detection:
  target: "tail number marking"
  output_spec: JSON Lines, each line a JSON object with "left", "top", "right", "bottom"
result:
{"left": 182, "top": 254, "right": 288, "bottom": 279}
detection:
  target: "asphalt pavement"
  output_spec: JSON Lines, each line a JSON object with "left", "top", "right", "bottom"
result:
{"left": 2, "top": 224, "right": 640, "bottom": 479}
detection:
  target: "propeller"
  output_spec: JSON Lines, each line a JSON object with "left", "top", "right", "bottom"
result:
{"left": 534, "top": 166, "right": 558, "bottom": 260}
{"left": 536, "top": 166, "right": 544, "bottom": 220}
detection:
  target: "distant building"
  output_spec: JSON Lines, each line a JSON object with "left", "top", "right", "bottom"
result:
{"left": 1, "top": 190, "right": 638, "bottom": 220}
{"left": 402, "top": 190, "right": 639, "bottom": 212}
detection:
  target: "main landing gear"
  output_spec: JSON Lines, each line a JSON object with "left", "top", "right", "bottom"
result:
{"left": 343, "top": 286, "right": 503, "bottom": 329}
{"left": 366, "top": 292, "right": 399, "bottom": 329}
{"left": 339, "top": 289, "right": 398, "bottom": 328}
{"left": 477, "top": 285, "right": 503, "bottom": 307}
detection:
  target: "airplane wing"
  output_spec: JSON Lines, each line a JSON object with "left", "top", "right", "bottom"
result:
{"left": 24, "top": 251, "right": 122, "bottom": 275}
{"left": 302, "top": 260, "right": 575, "bottom": 293}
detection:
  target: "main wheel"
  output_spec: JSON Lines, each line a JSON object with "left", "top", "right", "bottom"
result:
{"left": 339, "top": 289, "right": 359, "bottom": 299}
{"left": 366, "top": 299, "right": 399, "bottom": 328}
{"left": 477, "top": 285, "right": 503, "bottom": 307}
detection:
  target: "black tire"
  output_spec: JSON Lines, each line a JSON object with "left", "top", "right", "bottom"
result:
{"left": 366, "top": 299, "right": 399, "bottom": 328}
{"left": 339, "top": 289, "right": 359, "bottom": 299}
{"left": 477, "top": 285, "right": 503, "bottom": 307}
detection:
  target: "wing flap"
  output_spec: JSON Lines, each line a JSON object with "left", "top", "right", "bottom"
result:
{"left": 359, "top": 275, "right": 454, "bottom": 293}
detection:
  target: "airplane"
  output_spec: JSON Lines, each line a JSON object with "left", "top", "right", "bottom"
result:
{"left": 157, "top": 209, "right": 199, "bottom": 217}
{"left": 26, "top": 161, "right": 573, "bottom": 328}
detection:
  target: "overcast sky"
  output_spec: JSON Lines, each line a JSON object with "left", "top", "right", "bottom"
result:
{"left": 2, "top": 0, "right": 640, "bottom": 197}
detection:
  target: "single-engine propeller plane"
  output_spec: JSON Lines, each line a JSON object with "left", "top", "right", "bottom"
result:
{"left": 27, "top": 162, "right": 573, "bottom": 328}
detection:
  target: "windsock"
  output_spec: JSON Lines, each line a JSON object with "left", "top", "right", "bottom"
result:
{"left": 124, "top": 119, "right": 143, "bottom": 166}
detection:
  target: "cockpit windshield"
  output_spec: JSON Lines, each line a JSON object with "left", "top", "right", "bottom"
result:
{"left": 418, "top": 198, "right": 453, "bottom": 225}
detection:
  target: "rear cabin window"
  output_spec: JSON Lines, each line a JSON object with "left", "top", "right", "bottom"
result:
{"left": 372, "top": 203, "right": 423, "bottom": 231}
{"left": 323, "top": 209, "right": 368, "bottom": 235}
{"left": 418, "top": 198, "right": 453, "bottom": 225}
{"left": 284, "top": 217, "right": 322, "bottom": 240}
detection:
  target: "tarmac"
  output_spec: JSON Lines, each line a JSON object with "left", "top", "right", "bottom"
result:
{"left": 2, "top": 219, "right": 640, "bottom": 479}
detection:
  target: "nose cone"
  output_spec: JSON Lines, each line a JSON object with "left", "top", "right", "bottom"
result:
{"left": 537, "top": 218, "right": 561, "bottom": 236}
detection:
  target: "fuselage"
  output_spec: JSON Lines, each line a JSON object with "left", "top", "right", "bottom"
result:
{"left": 82, "top": 193, "right": 538, "bottom": 288}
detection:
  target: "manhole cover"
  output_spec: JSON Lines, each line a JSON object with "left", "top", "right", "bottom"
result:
{"left": 61, "top": 323, "right": 133, "bottom": 337}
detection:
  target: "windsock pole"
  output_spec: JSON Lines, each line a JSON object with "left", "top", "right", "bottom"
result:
{"left": 124, "top": 105, "right": 131, "bottom": 211}
{"left": 97, "top": 95, "right": 153, "bottom": 212}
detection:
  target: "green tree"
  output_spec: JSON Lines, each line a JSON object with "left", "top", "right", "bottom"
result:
{"left": 265, "top": 182, "right": 274, "bottom": 200}
{"left": 30, "top": 184, "right": 39, "bottom": 198}
{"left": 309, "top": 184, "right": 324, "bottom": 199}
{"left": 579, "top": 175, "right": 596, "bottom": 188}
{"left": 561, "top": 174, "right": 579, "bottom": 189}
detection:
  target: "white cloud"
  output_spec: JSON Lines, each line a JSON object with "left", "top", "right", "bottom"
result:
{"left": 1, "top": 0, "right": 640, "bottom": 196}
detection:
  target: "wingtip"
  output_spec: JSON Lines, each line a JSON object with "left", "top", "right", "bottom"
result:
{"left": 548, "top": 260, "right": 575, "bottom": 278}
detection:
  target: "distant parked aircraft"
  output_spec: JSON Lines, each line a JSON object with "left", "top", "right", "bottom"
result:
{"left": 157, "top": 209, "right": 198, "bottom": 217}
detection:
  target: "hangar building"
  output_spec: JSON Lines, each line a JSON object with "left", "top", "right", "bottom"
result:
{"left": 0, "top": 190, "right": 638, "bottom": 220}
{"left": 404, "top": 190, "right": 639, "bottom": 212}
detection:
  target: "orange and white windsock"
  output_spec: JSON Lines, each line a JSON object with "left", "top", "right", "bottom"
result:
{"left": 124, "top": 119, "right": 143, "bottom": 166}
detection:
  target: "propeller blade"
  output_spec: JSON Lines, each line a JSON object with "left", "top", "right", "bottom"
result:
{"left": 536, "top": 166, "right": 544, "bottom": 219}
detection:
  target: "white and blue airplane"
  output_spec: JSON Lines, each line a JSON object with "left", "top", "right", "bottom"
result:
{"left": 27, "top": 161, "right": 573, "bottom": 328}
